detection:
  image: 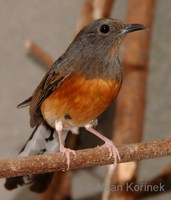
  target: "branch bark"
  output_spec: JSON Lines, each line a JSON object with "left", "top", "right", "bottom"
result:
{"left": 25, "top": 41, "right": 54, "bottom": 68}
{"left": 1, "top": 139, "right": 170, "bottom": 179}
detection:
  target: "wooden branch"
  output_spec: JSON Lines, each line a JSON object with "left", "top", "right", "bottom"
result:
{"left": 104, "top": 0, "right": 156, "bottom": 199}
{"left": 1, "top": 139, "right": 170, "bottom": 179}
{"left": 39, "top": 171, "right": 72, "bottom": 200}
{"left": 92, "top": 0, "right": 114, "bottom": 19}
{"left": 137, "top": 162, "right": 171, "bottom": 198}
{"left": 75, "top": 0, "right": 93, "bottom": 33}
{"left": 25, "top": 41, "right": 54, "bottom": 68}
{"left": 75, "top": 0, "right": 114, "bottom": 33}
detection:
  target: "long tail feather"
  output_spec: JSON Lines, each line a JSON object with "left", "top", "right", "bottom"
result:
{"left": 17, "top": 96, "right": 32, "bottom": 108}
{"left": 5, "top": 121, "right": 68, "bottom": 193}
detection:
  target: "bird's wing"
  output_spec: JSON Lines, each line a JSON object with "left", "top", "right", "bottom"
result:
{"left": 18, "top": 55, "right": 74, "bottom": 127}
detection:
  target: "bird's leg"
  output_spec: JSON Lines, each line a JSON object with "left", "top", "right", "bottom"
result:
{"left": 55, "top": 120, "right": 76, "bottom": 170}
{"left": 85, "top": 124, "right": 120, "bottom": 166}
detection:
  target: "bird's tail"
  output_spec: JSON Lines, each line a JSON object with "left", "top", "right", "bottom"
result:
{"left": 4, "top": 121, "right": 67, "bottom": 193}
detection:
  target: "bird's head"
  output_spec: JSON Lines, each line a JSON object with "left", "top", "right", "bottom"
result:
{"left": 72, "top": 18, "right": 146, "bottom": 57}
{"left": 66, "top": 18, "right": 146, "bottom": 78}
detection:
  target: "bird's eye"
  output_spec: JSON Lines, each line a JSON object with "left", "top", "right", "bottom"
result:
{"left": 99, "top": 24, "right": 110, "bottom": 34}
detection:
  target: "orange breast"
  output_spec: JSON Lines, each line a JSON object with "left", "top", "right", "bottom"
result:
{"left": 41, "top": 74, "right": 122, "bottom": 128}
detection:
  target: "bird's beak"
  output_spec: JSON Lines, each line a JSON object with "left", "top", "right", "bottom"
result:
{"left": 123, "top": 24, "right": 147, "bottom": 34}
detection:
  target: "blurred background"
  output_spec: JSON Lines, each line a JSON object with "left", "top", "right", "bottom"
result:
{"left": 0, "top": 0, "right": 170, "bottom": 199}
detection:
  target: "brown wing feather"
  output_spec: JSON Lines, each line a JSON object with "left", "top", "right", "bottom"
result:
{"left": 29, "top": 72, "right": 66, "bottom": 127}
{"left": 27, "top": 54, "right": 74, "bottom": 127}
{"left": 17, "top": 96, "right": 32, "bottom": 108}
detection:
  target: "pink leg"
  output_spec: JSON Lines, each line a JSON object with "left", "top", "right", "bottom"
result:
{"left": 55, "top": 120, "right": 76, "bottom": 170}
{"left": 85, "top": 124, "right": 120, "bottom": 166}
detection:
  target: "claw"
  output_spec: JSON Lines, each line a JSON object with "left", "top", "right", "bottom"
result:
{"left": 55, "top": 120, "right": 76, "bottom": 170}
{"left": 60, "top": 146, "right": 76, "bottom": 170}
{"left": 101, "top": 139, "right": 120, "bottom": 166}
{"left": 85, "top": 125, "right": 120, "bottom": 166}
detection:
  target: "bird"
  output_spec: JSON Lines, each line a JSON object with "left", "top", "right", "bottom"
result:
{"left": 5, "top": 18, "right": 146, "bottom": 193}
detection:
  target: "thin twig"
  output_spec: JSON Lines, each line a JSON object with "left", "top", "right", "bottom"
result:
{"left": 0, "top": 139, "right": 170, "bottom": 179}
{"left": 25, "top": 41, "right": 54, "bottom": 68}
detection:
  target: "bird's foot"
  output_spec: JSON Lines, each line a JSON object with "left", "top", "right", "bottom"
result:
{"left": 85, "top": 124, "right": 120, "bottom": 166}
{"left": 101, "top": 139, "right": 120, "bottom": 166}
{"left": 60, "top": 146, "right": 76, "bottom": 170}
